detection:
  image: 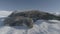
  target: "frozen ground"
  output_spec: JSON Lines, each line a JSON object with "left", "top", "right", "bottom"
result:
{"left": 0, "top": 11, "right": 60, "bottom": 34}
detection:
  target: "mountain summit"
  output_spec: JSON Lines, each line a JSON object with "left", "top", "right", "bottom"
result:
{"left": 8, "top": 10, "right": 60, "bottom": 21}
{"left": 4, "top": 10, "right": 60, "bottom": 28}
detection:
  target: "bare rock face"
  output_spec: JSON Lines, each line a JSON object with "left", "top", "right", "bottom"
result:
{"left": 4, "top": 10, "right": 60, "bottom": 28}
{"left": 8, "top": 10, "right": 60, "bottom": 22}
{"left": 4, "top": 16, "right": 33, "bottom": 28}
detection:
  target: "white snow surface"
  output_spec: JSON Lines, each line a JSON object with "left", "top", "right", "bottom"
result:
{"left": 0, "top": 11, "right": 12, "bottom": 17}
{"left": 0, "top": 11, "right": 60, "bottom": 34}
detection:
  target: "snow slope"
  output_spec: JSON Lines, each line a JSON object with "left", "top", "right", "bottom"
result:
{"left": 0, "top": 11, "right": 60, "bottom": 34}
{"left": 0, "top": 11, "right": 12, "bottom": 17}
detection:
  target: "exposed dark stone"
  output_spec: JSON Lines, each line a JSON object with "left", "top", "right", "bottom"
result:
{"left": 4, "top": 10, "right": 60, "bottom": 28}
{"left": 4, "top": 16, "right": 33, "bottom": 28}
{"left": 8, "top": 10, "right": 60, "bottom": 21}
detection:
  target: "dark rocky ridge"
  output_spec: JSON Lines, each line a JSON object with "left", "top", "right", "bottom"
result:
{"left": 4, "top": 16, "right": 33, "bottom": 28}
{"left": 8, "top": 10, "right": 60, "bottom": 22}
{"left": 4, "top": 10, "right": 60, "bottom": 28}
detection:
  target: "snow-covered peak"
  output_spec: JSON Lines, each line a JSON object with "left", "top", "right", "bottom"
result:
{"left": 0, "top": 11, "right": 13, "bottom": 17}
{"left": 48, "top": 12, "right": 60, "bottom": 16}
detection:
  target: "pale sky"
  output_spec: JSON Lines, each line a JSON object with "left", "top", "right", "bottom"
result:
{"left": 0, "top": 0, "right": 60, "bottom": 12}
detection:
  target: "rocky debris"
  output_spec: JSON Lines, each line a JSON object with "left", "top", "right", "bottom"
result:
{"left": 4, "top": 16, "right": 34, "bottom": 28}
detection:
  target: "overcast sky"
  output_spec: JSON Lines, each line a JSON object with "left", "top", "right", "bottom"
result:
{"left": 0, "top": 0, "right": 60, "bottom": 12}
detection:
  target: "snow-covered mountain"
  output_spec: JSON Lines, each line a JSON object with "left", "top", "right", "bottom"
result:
{"left": 0, "top": 11, "right": 12, "bottom": 17}
{"left": 0, "top": 11, "right": 60, "bottom": 34}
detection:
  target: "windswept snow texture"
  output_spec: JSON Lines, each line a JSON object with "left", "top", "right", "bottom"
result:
{"left": 0, "top": 11, "right": 12, "bottom": 17}
{"left": 0, "top": 11, "right": 60, "bottom": 34}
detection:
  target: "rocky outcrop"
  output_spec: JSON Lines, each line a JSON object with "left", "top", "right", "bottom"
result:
{"left": 8, "top": 10, "right": 60, "bottom": 21}
{"left": 4, "top": 10, "right": 60, "bottom": 28}
{"left": 4, "top": 16, "right": 33, "bottom": 28}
